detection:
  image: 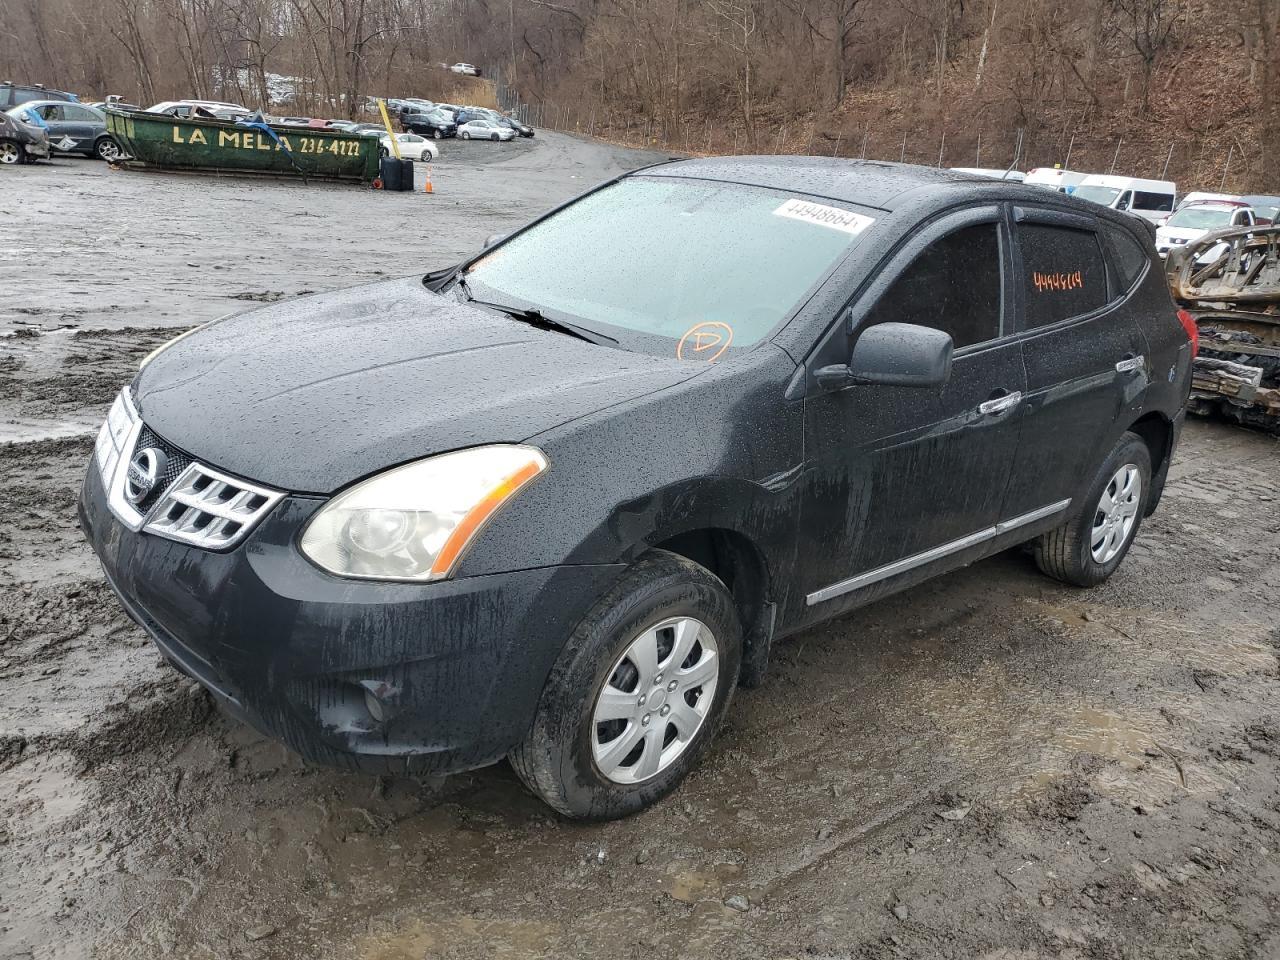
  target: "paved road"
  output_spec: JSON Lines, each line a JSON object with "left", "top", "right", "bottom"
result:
{"left": 2, "top": 140, "right": 1279, "bottom": 960}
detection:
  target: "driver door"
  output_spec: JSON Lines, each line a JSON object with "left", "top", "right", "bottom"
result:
{"left": 793, "top": 206, "right": 1026, "bottom": 626}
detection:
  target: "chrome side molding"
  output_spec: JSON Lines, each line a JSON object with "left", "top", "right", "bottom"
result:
{"left": 806, "top": 498, "right": 1072, "bottom": 606}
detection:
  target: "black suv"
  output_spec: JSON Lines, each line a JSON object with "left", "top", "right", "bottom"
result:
{"left": 402, "top": 109, "right": 456, "bottom": 139}
{"left": 79, "top": 159, "right": 1193, "bottom": 820}
{"left": 0, "top": 82, "right": 77, "bottom": 109}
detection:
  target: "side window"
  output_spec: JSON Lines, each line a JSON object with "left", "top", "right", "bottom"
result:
{"left": 1018, "top": 224, "right": 1108, "bottom": 327}
{"left": 65, "top": 105, "right": 98, "bottom": 122}
{"left": 1103, "top": 224, "right": 1150, "bottom": 292}
{"left": 1115, "top": 191, "right": 1132, "bottom": 211}
{"left": 862, "top": 222, "right": 1002, "bottom": 350}
{"left": 40, "top": 104, "right": 64, "bottom": 121}
{"left": 1134, "top": 191, "right": 1174, "bottom": 212}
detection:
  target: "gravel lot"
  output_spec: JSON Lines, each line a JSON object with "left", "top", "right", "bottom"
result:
{"left": 2, "top": 134, "right": 1280, "bottom": 960}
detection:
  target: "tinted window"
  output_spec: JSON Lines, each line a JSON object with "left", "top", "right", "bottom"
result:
{"left": 13, "top": 89, "right": 45, "bottom": 106}
{"left": 1104, "top": 225, "right": 1149, "bottom": 292}
{"left": 1018, "top": 224, "right": 1107, "bottom": 327}
{"left": 64, "top": 104, "right": 99, "bottom": 122}
{"left": 863, "top": 223, "right": 1002, "bottom": 349}
{"left": 1133, "top": 191, "right": 1173, "bottom": 212}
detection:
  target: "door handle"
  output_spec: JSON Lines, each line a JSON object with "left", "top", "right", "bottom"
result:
{"left": 1115, "top": 354, "right": 1145, "bottom": 373}
{"left": 978, "top": 390, "right": 1022, "bottom": 416}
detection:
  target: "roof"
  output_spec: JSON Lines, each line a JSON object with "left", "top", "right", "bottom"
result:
{"left": 639, "top": 156, "right": 1001, "bottom": 211}
{"left": 1079, "top": 173, "right": 1175, "bottom": 190}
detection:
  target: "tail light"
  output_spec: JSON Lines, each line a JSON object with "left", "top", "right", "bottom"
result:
{"left": 1176, "top": 308, "right": 1199, "bottom": 358}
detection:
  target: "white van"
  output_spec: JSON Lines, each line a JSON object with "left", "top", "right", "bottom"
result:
{"left": 1073, "top": 174, "right": 1176, "bottom": 223}
{"left": 1023, "top": 167, "right": 1088, "bottom": 192}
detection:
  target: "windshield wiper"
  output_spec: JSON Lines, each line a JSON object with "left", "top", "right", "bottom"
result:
{"left": 454, "top": 272, "right": 616, "bottom": 345}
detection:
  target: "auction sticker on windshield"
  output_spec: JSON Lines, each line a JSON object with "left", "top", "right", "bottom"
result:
{"left": 773, "top": 198, "right": 875, "bottom": 236}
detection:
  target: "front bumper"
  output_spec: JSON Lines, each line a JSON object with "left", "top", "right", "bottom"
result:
{"left": 78, "top": 459, "right": 624, "bottom": 775}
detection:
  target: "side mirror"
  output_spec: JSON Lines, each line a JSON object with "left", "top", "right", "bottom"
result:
{"left": 815, "top": 322, "right": 954, "bottom": 389}
{"left": 482, "top": 232, "right": 507, "bottom": 249}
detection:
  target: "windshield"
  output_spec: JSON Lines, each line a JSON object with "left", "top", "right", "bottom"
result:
{"left": 1074, "top": 185, "right": 1122, "bottom": 206}
{"left": 463, "top": 177, "right": 874, "bottom": 355}
{"left": 1167, "top": 206, "right": 1235, "bottom": 229}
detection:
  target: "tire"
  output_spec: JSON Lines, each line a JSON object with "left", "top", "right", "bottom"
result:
{"left": 491, "top": 133, "right": 499, "bottom": 141}
{"left": 0, "top": 139, "right": 22, "bottom": 165}
{"left": 1034, "top": 431, "right": 1152, "bottom": 587}
{"left": 461, "top": 131, "right": 470, "bottom": 140}
{"left": 433, "top": 129, "right": 443, "bottom": 139}
{"left": 511, "top": 550, "right": 742, "bottom": 820}
{"left": 94, "top": 136, "right": 121, "bottom": 162}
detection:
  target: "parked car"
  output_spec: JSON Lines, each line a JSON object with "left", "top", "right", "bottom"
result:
{"left": 80, "top": 160, "right": 1193, "bottom": 819}
{"left": 948, "top": 167, "right": 1025, "bottom": 182}
{"left": 0, "top": 82, "right": 77, "bottom": 109}
{"left": 1023, "top": 167, "right": 1088, "bottom": 193}
{"left": 147, "top": 99, "right": 249, "bottom": 118}
{"left": 497, "top": 117, "right": 535, "bottom": 138}
{"left": 0, "top": 109, "right": 50, "bottom": 164}
{"left": 450, "top": 63, "right": 481, "bottom": 76}
{"left": 1073, "top": 174, "right": 1176, "bottom": 223}
{"left": 1155, "top": 201, "right": 1257, "bottom": 258}
{"left": 403, "top": 110, "right": 456, "bottom": 139}
{"left": 1174, "top": 190, "right": 1241, "bottom": 210}
{"left": 458, "top": 119, "right": 514, "bottom": 141}
{"left": 379, "top": 132, "right": 439, "bottom": 161}
{"left": 6, "top": 100, "right": 121, "bottom": 160}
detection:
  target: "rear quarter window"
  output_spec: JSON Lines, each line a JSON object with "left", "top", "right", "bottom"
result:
{"left": 1017, "top": 223, "right": 1107, "bottom": 328}
{"left": 1103, "top": 224, "right": 1150, "bottom": 292}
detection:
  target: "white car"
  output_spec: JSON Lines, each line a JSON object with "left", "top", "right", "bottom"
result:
{"left": 1155, "top": 202, "right": 1257, "bottom": 258}
{"left": 146, "top": 99, "right": 248, "bottom": 118}
{"left": 379, "top": 133, "right": 439, "bottom": 161}
{"left": 450, "top": 63, "right": 480, "bottom": 76}
{"left": 458, "top": 119, "right": 514, "bottom": 141}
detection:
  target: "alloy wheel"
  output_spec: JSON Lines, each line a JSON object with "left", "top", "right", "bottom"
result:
{"left": 96, "top": 138, "right": 122, "bottom": 161}
{"left": 0, "top": 141, "right": 21, "bottom": 165}
{"left": 591, "top": 616, "right": 719, "bottom": 785}
{"left": 1091, "top": 463, "right": 1142, "bottom": 564}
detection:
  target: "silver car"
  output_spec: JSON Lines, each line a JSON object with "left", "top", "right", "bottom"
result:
{"left": 458, "top": 119, "right": 514, "bottom": 141}
{"left": 0, "top": 110, "right": 50, "bottom": 165}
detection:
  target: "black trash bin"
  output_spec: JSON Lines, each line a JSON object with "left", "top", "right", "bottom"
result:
{"left": 379, "top": 156, "right": 414, "bottom": 191}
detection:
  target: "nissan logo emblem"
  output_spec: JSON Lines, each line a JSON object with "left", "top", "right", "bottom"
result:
{"left": 125, "top": 447, "right": 167, "bottom": 505}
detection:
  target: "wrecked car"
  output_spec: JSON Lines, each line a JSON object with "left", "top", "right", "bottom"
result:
{"left": 0, "top": 108, "right": 50, "bottom": 165}
{"left": 79, "top": 159, "right": 1194, "bottom": 819}
{"left": 1168, "top": 224, "right": 1280, "bottom": 433}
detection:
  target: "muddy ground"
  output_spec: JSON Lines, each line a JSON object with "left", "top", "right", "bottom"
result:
{"left": 2, "top": 136, "right": 1280, "bottom": 960}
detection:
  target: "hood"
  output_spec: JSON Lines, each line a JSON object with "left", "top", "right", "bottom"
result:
{"left": 135, "top": 278, "right": 699, "bottom": 492}
{"left": 1156, "top": 225, "right": 1208, "bottom": 243}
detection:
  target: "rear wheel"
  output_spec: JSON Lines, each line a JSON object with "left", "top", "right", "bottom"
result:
{"left": 433, "top": 129, "right": 443, "bottom": 139}
{"left": 511, "top": 550, "right": 742, "bottom": 819}
{"left": 0, "top": 139, "right": 23, "bottom": 165}
{"left": 94, "top": 136, "right": 122, "bottom": 162}
{"left": 1034, "top": 432, "right": 1152, "bottom": 587}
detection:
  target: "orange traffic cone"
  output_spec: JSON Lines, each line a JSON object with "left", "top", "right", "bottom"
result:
{"left": 372, "top": 176, "right": 383, "bottom": 190}
{"left": 424, "top": 164, "right": 434, "bottom": 194}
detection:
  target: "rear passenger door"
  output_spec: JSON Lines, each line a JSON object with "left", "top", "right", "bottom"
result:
{"left": 1000, "top": 207, "right": 1148, "bottom": 520}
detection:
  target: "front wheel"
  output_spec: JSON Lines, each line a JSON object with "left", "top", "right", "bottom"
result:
{"left": 1034, "top": 431, "right": 1152, "bottom": 587}
{"left": 461, "top": 131, "right": 470, "bottom": 140}
{"left": 433, "top": 129, "right": 443, "bottom": 139}
{"left": 0, "top": 139, "right": 23, "bottom": 165}
{"left": 511, "top": 551, "right": 742, "bottom": 820}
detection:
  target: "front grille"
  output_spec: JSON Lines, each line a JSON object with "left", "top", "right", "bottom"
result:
{"left": 133, "top": 425, "right": 194, "bottom": 513}
{"left": 144, "top": 462, "right": 283, "bottom": 550}
{"left": 96, "top": 388, "right": 283, "bottom": 551}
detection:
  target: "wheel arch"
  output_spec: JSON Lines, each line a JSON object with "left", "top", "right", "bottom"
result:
{"left": 1124, "top": 410, "right": 1175, "bottom": 516}
{"left": 648, "top": 526, "right": 776, "bottom": 688}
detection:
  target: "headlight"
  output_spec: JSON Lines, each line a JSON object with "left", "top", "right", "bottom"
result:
{"left": 299, "top": 445, "right": 548, "bottom": 581}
